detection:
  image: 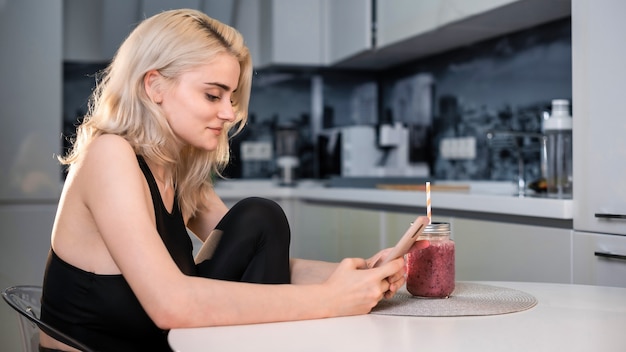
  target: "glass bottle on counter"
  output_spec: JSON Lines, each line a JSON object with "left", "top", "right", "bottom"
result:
{"left": 406, "top": 222, "right": 455, "bottom": 298}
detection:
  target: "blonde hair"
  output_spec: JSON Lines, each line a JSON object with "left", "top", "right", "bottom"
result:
{"left": 62, "top": 9, "right": 252, "bottom": 218}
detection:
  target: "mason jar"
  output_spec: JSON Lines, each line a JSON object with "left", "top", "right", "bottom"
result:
{"left": 405, "top": 222, "right": 455, "bottom": 298}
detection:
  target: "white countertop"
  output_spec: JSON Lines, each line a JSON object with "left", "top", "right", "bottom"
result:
{"left": 214, "top": 180, "right": 573, "bottom": 220}
{"left": 168, "top": 281, "right": 626, "bottom": 352}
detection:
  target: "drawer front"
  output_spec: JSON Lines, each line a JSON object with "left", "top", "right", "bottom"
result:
{"left": 573, "top": 231, "right": 626, "bottom": 288}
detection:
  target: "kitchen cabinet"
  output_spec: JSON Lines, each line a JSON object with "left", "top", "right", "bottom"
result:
{"left": 292, "top": 202, "right": 382, "bottom": 261}
{"left": 573, "top": 231, "right": 626, "bottom": 287}
{"left": 336, "top": 0, "right": 570, "bottom": 69}
{"left": 235, "top": 0, "right": 570, "bottom": 69}
{"left": 570, "top": 0, "right": 626, "bottom": 289}
{"left": 63, "top": 0, "right": 319, "bottom": 68}
{"left": 572, "top": 0, "right": 626, "bottom": 236}
{"left": 63, "top": 0, "right": 570, "bottom": 69}
{"left": 236, "top": 0, "right": 372, "bottom": 68}
{"left": 291, "top": 202, "right": 340, "bottom": 261}
{"left": 376, "top": 0, "right": 518, "bottom": 48}
{"left": 452, "top": 218, "right": 572, "bottom": 283}
{"left": 326, "top": 0, "right": 372, "bottom": 65}
{"left": 248, "top": 0, "right": 326, "bottom": 68}
{"left": 64, "top": 0, "right": 146, "bottom": 62}
{"left": 64, "top": 0, "right": 237, "bottom": 62}
{"left": 292, "top": 201, "right": 574, "bottom": 284}
{"left": 383, "top": 212, "right": 572, "bottom": 283}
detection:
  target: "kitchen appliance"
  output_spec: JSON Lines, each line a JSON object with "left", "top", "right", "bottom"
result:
{"left": 542, "top": 99, "right": 573, "bottom": 198}
{"left": 275, "top": 125, "right": 300, "bottom": 186}
{"left": 317, "top": 131, "right": 342, "bottom": 178}
{"left": 340, "top": 125, "right": 428, "bottom": 178}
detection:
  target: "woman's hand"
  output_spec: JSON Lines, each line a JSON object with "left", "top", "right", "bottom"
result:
{"left": 364, "top": 240, "right": 429, "bottom": 299}
{"left": 321, "top": 257, "right": 406, "bottom": 317}
{"left": 365, "top": 247, "right": 393, "bottom": 269}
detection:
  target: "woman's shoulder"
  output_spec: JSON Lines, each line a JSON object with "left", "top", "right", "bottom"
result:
{"left": 89, "top": 134, "right": 134, "bottom": 153}
{"left": 71, "top": 135, "right": 148, "bottom": 203}
{"left": 82, "top": 134, "right": 135, "bottom": 163}
{"left": 74, "top": 134, "right": 139, "bottom": 177}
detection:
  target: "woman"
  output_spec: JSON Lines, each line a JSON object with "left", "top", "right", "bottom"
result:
{"left": 40, "top": 9, "right": 408, "bottom": 351}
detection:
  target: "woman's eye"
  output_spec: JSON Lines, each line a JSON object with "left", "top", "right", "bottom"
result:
{"left": 205, "top": 94, "right": 220, "bottom": 102}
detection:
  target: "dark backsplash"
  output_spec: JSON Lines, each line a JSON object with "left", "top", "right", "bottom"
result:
{"left": 380, "top": 17, "right": 572, "bottom": 182}
{"left": 63, "top": 18, "right": 571, "bottom": 183}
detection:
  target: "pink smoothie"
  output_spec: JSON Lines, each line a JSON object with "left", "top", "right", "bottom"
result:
{"left": 406, "top": 240, "right": 455, "bottom": 298}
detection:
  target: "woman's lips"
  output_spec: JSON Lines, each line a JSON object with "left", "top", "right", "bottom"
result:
{"left": 208, "top": 126, "right": 222, "bottom": 135}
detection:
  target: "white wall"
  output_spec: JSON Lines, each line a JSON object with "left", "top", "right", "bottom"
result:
{"left": 0, "top": 0, "right": 62, "bottom": 350}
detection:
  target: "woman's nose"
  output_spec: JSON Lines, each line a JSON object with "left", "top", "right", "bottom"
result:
{"left": 217, "top": 101, "right": 235, "bottom": 121}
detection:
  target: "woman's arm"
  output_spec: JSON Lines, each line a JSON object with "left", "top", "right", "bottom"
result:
{"left": 79, "top": 135, "right": 404, "bottom": 329}
{"left": 290, "top": 247, "right": 406, "bottom": 299}
{"left": 290, "top": 246, "right": 400, "bottom": 285}
{"left": 289, "top": 258, "right": 339, "bottom": 284}
{"left": 186, "top": 187, "right": 229, "bottom": 242}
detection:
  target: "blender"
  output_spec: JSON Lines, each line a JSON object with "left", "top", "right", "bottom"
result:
{"left": 275, "top": 124, "right": 300, "bottom": 186}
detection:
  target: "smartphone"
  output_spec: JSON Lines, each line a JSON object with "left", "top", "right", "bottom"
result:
{"left": 373, "top": 216, "right": 430, "bottom": 268}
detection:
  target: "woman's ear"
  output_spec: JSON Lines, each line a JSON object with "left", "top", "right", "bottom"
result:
{"left": 144, "top": 70, "right": 164, "bottom": 104}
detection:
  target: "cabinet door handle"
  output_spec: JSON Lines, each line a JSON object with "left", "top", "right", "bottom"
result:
{"left": 594, "top": 251, "right": 626, "bottom": 261}
{"left": 594, "top": 213, "right": 626, "bottom": 220}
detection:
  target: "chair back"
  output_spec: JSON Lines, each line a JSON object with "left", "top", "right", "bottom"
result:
{"left": 2, "top": 285, "right": 95, "bottom": 352}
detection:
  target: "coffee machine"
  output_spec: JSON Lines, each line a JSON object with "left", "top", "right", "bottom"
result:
{"left": 340, "top": 124, "right": 428, "bottom": 177}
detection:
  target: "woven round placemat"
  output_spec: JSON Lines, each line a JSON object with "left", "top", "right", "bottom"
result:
{"left": 371, "top": 282, "right": 538, "bottom": 317}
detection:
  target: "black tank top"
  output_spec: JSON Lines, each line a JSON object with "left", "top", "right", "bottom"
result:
{"left": 40, "top": 155, "right": 196, "bottom": 351}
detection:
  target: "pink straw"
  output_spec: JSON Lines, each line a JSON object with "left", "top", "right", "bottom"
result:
{"left": 426, "top": 181, "right": 431, "bottom": 223}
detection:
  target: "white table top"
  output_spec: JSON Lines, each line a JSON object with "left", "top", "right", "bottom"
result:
{"left": 168, "top": 281, "right": 626, "bottom": 352}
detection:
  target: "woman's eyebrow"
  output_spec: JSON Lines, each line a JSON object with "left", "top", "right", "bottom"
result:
{"left": 204, "top": 82, "right": 233, "bottom": 91}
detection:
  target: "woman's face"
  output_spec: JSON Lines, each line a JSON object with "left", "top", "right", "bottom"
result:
{"left": 159, "top": 52, "right": 240, "bottom": 151}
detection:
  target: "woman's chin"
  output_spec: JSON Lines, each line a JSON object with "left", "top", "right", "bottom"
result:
{"left": 197, "top": 141, "right": 219, "bottom": 151}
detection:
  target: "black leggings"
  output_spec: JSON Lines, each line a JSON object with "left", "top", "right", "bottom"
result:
{"left": 39, "top": 347, "right": 67, "bottom": 352}
{"left": 196, "top": 197, "right": 291, "bottom": 284}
